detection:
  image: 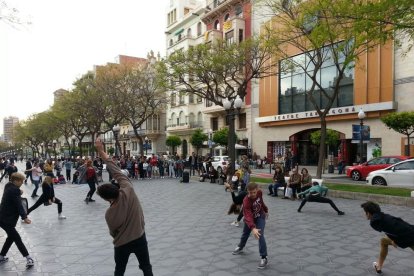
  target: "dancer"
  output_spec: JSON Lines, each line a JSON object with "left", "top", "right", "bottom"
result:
{"left": 25, "top": 162, "right": 42, "bottom": 198}
{"left": 95, "top": 138, "right": 153, "bottom": 276}
{"left": 27, "top": 176, "right": 66, "bottom": 219}
{"left": 297, "top": 182, "right": 345, "bottom": 215}
{"left": 232, "top": 182, "right": 269, "bottom": 269}
{"left": 83, "top": 160, "right": 98, "bottom": 203}
{"left": 361, "top": 201, "right": 414, "bottom": 274}
{"left": 0, "top": 172, "right": 34, "bottom": 268}
{"left": 225, "top": 183, "right": 247, "bottom": 227}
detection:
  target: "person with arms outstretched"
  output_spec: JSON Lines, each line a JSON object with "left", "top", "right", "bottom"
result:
{"left": 95, "top": 138, "right": 153, "bottom": 276}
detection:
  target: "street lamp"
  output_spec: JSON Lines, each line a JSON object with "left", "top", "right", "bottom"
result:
{"left": 223, "top": 95, "right": 243, "bottom": 176}
{"left": 208, "top": 129, "right": 213, "bottom": 156}
{"left": 40, "top": 143, "right": 44, "bottom": 158}
{"left": 112, "top": 125, "right": 121, "bottom": 157}
{"left": 358, "top": 108, "right": 366, "bottom": 164}
{"left": 71, "top": 135, "right": 76, "bottom": 157}
{"left": 144, "top": 136, "right": 149, "bottom": 156}
{"left": 53, "top": 139, "right": 57, "bottom": 159}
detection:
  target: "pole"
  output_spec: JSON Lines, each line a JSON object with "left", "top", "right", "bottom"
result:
{"left": 228, "top": 109, "right": 236, "bottom": 177}
{"left": 359, "top": 119, "right": 364, "bottom": 164}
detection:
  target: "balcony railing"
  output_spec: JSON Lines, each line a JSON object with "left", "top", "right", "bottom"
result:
{"left": 166, "top": 122, "right": 203, "bottom": 130}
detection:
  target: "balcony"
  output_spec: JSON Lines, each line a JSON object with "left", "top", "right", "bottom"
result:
{"left": 127, "top": 129, "right": 163, "bottom": 139}
{"left": 204, "top": 29, "right": 222, "bottom": 43}
{"left": 166, "top": 122, "right": 204, "bottom": 133}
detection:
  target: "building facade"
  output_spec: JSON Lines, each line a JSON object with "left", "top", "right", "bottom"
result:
{"left": 3, "top": 116, "right": 19, "bottom": 145}
{"left": 251, "top": 12, "right": 414, "bottom": 165}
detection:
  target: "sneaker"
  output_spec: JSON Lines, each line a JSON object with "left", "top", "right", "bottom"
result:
{"left": 0, "top": 256, "right": 9, "bottom": 264}
{"left": 338, "top": 211, "right": 345, "bottom": 215}
{"left": 58, "top": 214, "right": 66, "bottom": 219}
{"left": 297, "top": 209, "right": 301, "bottom": 213}
{"left": 232, "top": 247, "right": 243, "bottom": 255}
{"left": 230, "top": 221, "right": 240, "bottom": 227}
{"left": 88, "top": 198, "right": 95, "bottom": 202}
{"left": 372, "top": 262, "right": 382, "bottom": 274}
{"left": 26, "top": 257, "right": 34, "bottom": 268}
{"left": 258, "top": 257, "right": 268, "bottom": 269}
{"left": 84, "top": 198, "right": 89, "bottom": 204}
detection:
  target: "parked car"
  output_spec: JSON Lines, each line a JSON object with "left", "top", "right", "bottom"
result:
{"left": 346, "top": 156, "right": 410, "bottom": 181}
{"left": 203, "top": 155, "right": 239, "bottom": 174}
{"left": 366, "top": 159, "right": 414, "bottom": 187}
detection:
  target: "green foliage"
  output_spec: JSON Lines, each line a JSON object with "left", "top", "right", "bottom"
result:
{"left": 166, "top": 135, "right": 182, "bottom": 153}
{"left": 190, "top": 129, "right": 207, "bottom": 154}
{"left": 310, "top": 129, "right": 340, "bottom": 146}
{"left": 107, "top": 147, "right": 115, "bottom": 155}
{"left": 372, "top": 147, "right": 382, "bottom": 158}
{"left": 213, "top": 128, "right": 228, "bottom": 146}
{"left": 381, "top": 111, "right": 414, "bottom": 137}
{"left": 324, "top": 183, "right": 412, "bottom": 197}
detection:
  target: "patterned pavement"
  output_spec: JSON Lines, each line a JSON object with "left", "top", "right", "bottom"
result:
{"left": 0, "top": 164, "right": 413, "bottom": 275}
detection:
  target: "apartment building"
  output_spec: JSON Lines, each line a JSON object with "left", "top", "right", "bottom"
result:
{"left": 3, "top": 116, "right": 19, "bottom": 145}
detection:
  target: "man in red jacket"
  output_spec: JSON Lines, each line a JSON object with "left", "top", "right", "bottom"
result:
{"left": 232, "top": 182, "right": 269, "bottom": 269}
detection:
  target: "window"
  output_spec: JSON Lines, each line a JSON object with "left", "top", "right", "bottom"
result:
{"left": 278, "top": 42, "right": 354, "bottom": 114}
{"left": 171, "top": 113, "right": 177, "bottom": 126}
{"left": 189, "top": 93, "right": 194, "bottom": 103}
{"left": 211, "top": 117, "right": 219, "bottom": 131}
{"left": 178, "top": 33, "right": 182, "bottom": 41}
{"left": 239, "top": 29, "right": 244, "bottom": 43}
{"left": 197, "top": 112, "right": 203, "bottom": 125}
{"left": 197, "top": 22, "right": 202, "bottom": 36}
{"left": 169, "top": 39, "right": 173, "bottom": 47}
{"left": 206, "top": 99, "right": 213, "bottom": 107}
{"left": 214, "top": 20, "right": 220, "bottom": 30}
{"left": 238, "top": 113, "right": 246, "bottom": 129}
{"left": 179, "top": 92, "right": 185, "bottom": 105}
{"left": 225, "top": 30, "right": 234, "bottom": 45}
{"left": 171, "top": 93, "right": 176, "bottom": 106}
{"left": 235, "top": 5, "right": 243, "bottom": 17}
{"left": 395, "top": 161, "right": 414, "bottom": 170}
{"left": 179, "top": 111, "right": 185, "bottom": 125}
{"left": 224, "top": 13, "right": 230, "bottom": 21}
{"left": 187, "top": 28, "right": 192, "bottom": 38}
{"left": 197, "top": 96, "right": 203, "bottom": 103}
{"left": 214, "top": 0, "right": 219, "bottom": 8}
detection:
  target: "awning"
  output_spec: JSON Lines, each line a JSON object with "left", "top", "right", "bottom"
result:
{"left": 174, "top": 28, "right": 184, "bottom": 35}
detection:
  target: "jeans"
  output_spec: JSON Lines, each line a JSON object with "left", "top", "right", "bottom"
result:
{"left": 66, "top": 169, "right": 71, "bottom": 180}
{"left": 114, "top": 233, "right": 153, "bottom": 276}
{"left": 31, "top": 179, "right": 40, "bottom": 197}
{"left": 0, "top": 222, "right": 29, "bottom": 257}
{"left": 298, "top": 195, "right": 340, "bottom": 213}
{"left": 86, "top": 181, "right": 96, "bottom": 199}
{"left": 238, "top": 214, "right": 267, "bottom": 258}
{"left": 268, "top": 182, "right": 286, "bottom": 196}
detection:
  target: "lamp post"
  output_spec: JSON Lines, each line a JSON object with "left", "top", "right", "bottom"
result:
{"left": 223, "top": 95, "right": 243, "bottom": 176}
{"left": 53, "top": 139, "right": 57, "bottom": 159}
{"left": 144, "top": 136, "right": 149, "bottom": 156}
{"left": 358, "top": 108, "right": 366, "bottom": 164}
{"left": 71, "top": 135, "right": 76, "bottom": 157}
{"left": 112, "top": 125, "right": 121, "bottom": 157}
{"left": 208, "top": 129, "right": 213, "bottom": 156}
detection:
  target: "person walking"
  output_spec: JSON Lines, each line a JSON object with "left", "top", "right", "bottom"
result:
{"left": 0, "top": 172, "right": 34, "bottom": 268}
{"left": 361, "top": 201, "right": 414, "bottom": 274}
{"left": 63, "top": 158, "right": 73, "bottom": 181}
{"left": 27, "top": 176, "right": 66, "bottom": 219}
{"left": 83, "top": 160, "right": 98, "bottom": 203}
{"left": 0, "top": 162, "right": 18, "bottom": 182}
{"left": 24, "top": 159, "right": 33, "bottom": 184}
{"left": 95, "top": 138, "right": 153, "bottom": 276}
{"left": 232, "top": 182, "right": 269, "bottom": 269}
{"left": 297, "top": 182, "right": 345, "bottom": 215}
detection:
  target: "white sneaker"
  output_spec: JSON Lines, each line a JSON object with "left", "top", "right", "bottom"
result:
{"left": 232, "top": 247, "right": 243, "bottom": 255}
{"left": 230, "top": 221, "right": 240, "bottom": 227}
{"left": 58, "top": 214, "right": 66, "bottom": 219}
{"left": 0, "top": 256, "right": 8, "bottom": 264}
{"left": 26, "top": 257, "right": 34, "bottom": 268}
{"left": 258, "top": 257, "right": 268, "bottom": 269}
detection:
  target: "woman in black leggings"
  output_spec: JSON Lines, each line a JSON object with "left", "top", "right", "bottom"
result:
{"left": 225, "top": 183, "right": 247, "bottom": 227}
{"left": 27, "top": 176, "right": 66, "bottom": 219}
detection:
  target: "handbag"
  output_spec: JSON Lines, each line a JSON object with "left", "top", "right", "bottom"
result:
{"left": 285, "top": 187, "right": 293, "bottom": 198}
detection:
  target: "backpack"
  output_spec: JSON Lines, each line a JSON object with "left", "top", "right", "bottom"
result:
{"left": 86, "top": 167, "right": 96, "bottom": 181}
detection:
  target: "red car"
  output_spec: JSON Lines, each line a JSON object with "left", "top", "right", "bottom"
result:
{"left": 346, "top": 156, "right": 411, "bottom": 181}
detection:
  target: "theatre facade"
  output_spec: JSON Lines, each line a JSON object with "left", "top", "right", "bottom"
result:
{"left": 251, "top": 39, "right": 414, "bottom": 166}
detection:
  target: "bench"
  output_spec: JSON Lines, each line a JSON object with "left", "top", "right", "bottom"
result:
{"left": 276, "top": 177, "right": 324, "bottom": 192}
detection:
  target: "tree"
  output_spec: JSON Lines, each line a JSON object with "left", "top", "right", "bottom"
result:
{"left": 381, "top": 111, "right": 414, "bottom": 156}
{"left": 166, "top": 135, "right": 182, "bottom": 155}
{"left": 190, "top": 129, "right": 207, "bottom": 155}
{"left": 258, "top": 0, "right": 398, "bottom": 178}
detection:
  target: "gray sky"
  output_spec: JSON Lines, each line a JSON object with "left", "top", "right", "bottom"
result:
{"left": 0, "top": 0, "right": 168, "bottom": 135}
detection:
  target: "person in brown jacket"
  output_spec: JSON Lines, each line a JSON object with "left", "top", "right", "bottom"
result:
{"left": 95, "top": 138, "right": 153, "bottom": 276}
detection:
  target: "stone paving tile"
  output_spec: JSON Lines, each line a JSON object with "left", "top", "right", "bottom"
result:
{"left": 0, "top": 166, "right": 413, "bottom": 275}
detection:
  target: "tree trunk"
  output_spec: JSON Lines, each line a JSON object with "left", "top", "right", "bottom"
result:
{"left": 407, "top": 135, "right": 411, "bottom": 156}
{"left": 316, "top": 118, "right": 327, "bottom": 179}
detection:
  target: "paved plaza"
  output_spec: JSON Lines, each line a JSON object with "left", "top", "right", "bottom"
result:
{"left": 0, "top": 167, "right": 414, "bottom": 275}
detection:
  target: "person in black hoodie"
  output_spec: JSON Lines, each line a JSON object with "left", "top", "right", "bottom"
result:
{"left": 361, "top": 201, "right": 414, "bottom": 274}
{"left": 0, "top": 162, "right": 18, "bottom": 182}
{"left": 27, "top": 176, "right": 66, "bottom": 219}
{"left": 0, "top": 172, "right": 34, "bottom": 268}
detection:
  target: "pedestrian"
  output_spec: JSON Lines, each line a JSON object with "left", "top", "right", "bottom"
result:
{"left": 27, "top": 176, "right": 66, "bottom": 219}
{"left": 24, "top": 159, "right": 33, "bottom": 184}
{"left": 63, "top": 158, "right": 73, "bottom": 181}
{"left": 0, "top": 162, "right": 18, "bottom": 182}
{"left": 83, "top": 160, "right": 99, "bottom": 203}
{"left": 25, "top": 162, "right": 42, "bottom": 198}
{"left": 361, "top": 201, "right": 414, "bottom": 274}
{"left": 232, "top": 182, "right": 269, "bottom": 269}
{"left": 0, "top": 172, "right": 35, "bottom": 268}
{"left": 297, "top": 182, "right": 345, "bottom": 215}
{"left": 95, "top": 138, "right": 153, "bottom": 276}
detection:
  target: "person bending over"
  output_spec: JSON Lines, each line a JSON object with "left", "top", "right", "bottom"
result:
{"left": 297, "top": 182, "right": 344, "bottom": 215}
